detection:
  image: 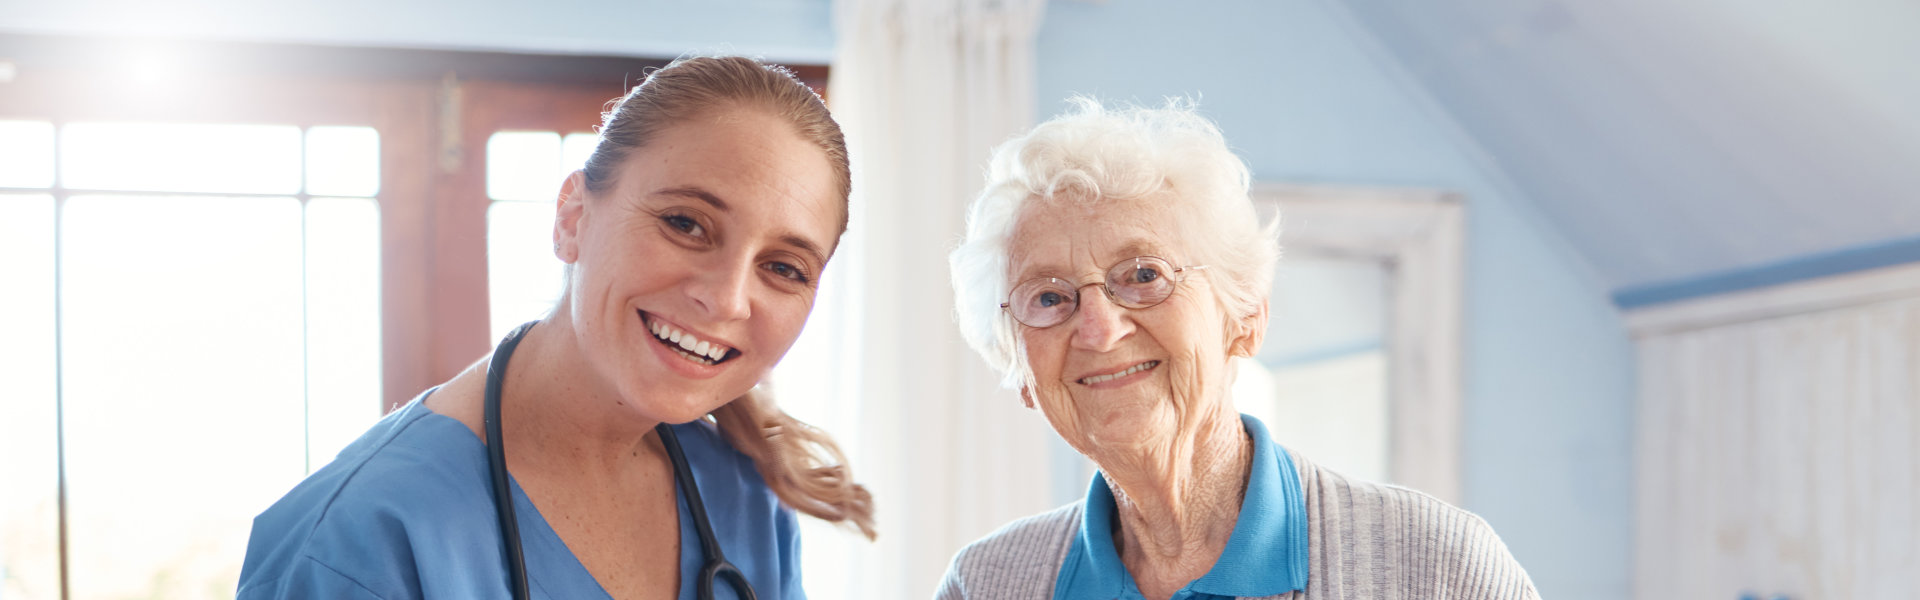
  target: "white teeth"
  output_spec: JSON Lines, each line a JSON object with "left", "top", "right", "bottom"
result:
{"left": 645, "top": 314, "right": 735, "bottom": 365}
{"left": 673, "top": 347, "right": 713, "bottom": 365}
{"left": 1080, "top": 361, "right": 1159, "bottom": 385}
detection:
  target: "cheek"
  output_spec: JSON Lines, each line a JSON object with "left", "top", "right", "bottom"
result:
{"left": 1029, "top": 379, "right": 1083, "bottom": 442}
{"left": 756, "top": 293, "right": 816, "bottom": 351}
{"left": 1019, "top": 329, "right": 1067, "bottom": 375}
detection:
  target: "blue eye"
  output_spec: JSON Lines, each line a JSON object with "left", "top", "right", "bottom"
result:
{"left": 1129, "top": 267, "right": 1160, "bottom": 284}
{"left": 1037, "top": 291, "right": 1068, "bottom": 307}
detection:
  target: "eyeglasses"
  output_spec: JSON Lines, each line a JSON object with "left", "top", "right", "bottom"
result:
{"left": 1000, "top": 256, "right": 1206, "bottom": 328}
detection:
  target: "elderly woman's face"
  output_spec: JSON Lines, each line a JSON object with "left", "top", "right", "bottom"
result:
{"left": 1006, "top": 197, "right": 1261, "bottom": 456}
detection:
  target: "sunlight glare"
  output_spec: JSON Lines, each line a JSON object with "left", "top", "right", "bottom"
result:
{"left": 60, "top": 195, "right": 308, "bottom": 598}
{"left": 62, "top": 123, "right": 301, "bottom": 194}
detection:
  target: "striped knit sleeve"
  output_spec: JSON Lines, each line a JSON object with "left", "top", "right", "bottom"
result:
{"left": 1387, "top": 487, "right": 1540, "bottom": 600}
{"left": 936, "top": 503, "right": 1083, "bottom": 600}
{"left": 1294, "top": 454, "right": 1540, "bottom": 600}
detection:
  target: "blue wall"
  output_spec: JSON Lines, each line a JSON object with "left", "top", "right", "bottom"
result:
{"left": 1033, "top": 1, "right": 1634, "bottom": 598}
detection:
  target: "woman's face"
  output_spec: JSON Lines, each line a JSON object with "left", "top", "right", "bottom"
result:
{"left": 553, "top": 105, "right": 842, "bottom": 424}
{"left": 1005, "top": 197, "right": 1263, "bottom": 458}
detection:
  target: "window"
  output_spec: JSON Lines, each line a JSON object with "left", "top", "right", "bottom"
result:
{"left": 1233, "top": 256, "right": 1392, "bottom": 483}
{"left": 485, "top": 130, "right": 598, "bottom": 342}
{"left": 0, "top": 120, "right": 381, "bottom": 598}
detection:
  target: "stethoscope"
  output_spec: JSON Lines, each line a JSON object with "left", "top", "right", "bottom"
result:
{"left": 485, "top": 321, "right": 758, "bottom": 600}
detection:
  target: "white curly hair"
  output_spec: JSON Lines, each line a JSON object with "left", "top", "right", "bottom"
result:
{"left": 949, "top": 97, "right": 1281, "bottom": 389}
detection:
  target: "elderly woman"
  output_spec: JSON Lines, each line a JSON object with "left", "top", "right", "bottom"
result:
{"left": 939, "top": 100, "right": 1537, "bottom": 600}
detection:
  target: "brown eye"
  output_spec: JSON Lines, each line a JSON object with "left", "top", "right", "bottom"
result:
{"left": 661, "top": 214, "right": 703, "bottom": 237}
{"left": 764, "top": 261, "right": 812, "bottom": 285}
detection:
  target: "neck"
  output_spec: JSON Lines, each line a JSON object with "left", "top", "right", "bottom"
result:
{"left": 1096, "top": 409, "right": 1252, "bottom": 596}
{"left": 496, "top": 314, "right": 666, "bottom": 476}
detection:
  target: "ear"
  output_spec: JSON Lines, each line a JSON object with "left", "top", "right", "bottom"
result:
{"left": 1017, "top": 386, "right": 1038, "bottom": 410}
{"left": 553, "top": 171, "right": 589, "bottom": 264}
{"left": 1226, "top": 299, "right": 1269, "bottom": 359}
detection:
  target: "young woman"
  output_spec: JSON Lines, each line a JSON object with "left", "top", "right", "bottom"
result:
{"left": 240, "top": 56, "right": 873, "bottom": 600}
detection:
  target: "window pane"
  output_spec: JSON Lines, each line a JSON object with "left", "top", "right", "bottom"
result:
{"left": 0, "top": 194, "right": 59, "bottom": 600}
{"left": 1235, "top": 353, "right": 1390, "bottom": 483}
{"left": 1237, "top": 256, "right": 1392, "bottom": 484}
{"left": 487, "top": 201, "right": 565, "bottom": 344}
{"left": 62, "top": 123, "right": 302, "bottom": 194}
{"left": 0, "top": 121, "right": 54, "bottom": 188}
{"left": 562, "top": 132, "right": 599, "bottom": 173}
{"left": 305, "top": 127, "right": 380, "bottom": 197}
{"left": 61, "top": 195, "right": 308, "bottom": 599}
{"left": 486, "top": 131, "right": 563, "bottom": 202}
{"left": 305, "top": 197, "right": 382, "bottom": 470}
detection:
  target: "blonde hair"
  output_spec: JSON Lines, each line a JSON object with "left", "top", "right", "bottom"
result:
{"left": 950, "top": 97, "right": 1280, "bottom": 389}
{"left": 584, "top": 56, "right": 873, "bottom": 538}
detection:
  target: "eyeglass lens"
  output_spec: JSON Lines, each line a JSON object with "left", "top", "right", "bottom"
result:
{"left": 1007, "top": 257, "right": 1179, "bottom": 327}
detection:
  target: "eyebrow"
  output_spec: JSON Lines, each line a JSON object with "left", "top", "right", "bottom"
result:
{"left": 1115, "top": 240, "right": 1161, "bottom": 259}
{"left": 1012, "top": 239, "right": 1168, "bottom": 281}
{"left": 652, "top": 186, "right": 730, "bottom": 211}
{"left": 783, "top": 234, "right": 828, "bottom": 267}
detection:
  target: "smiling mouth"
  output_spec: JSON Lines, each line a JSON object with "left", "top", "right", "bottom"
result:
{"left": 641, "top": 311, "right": 741, "bottom": 367}
{"left": 1078, "top": 360, "right": 1161, "bottom": 385}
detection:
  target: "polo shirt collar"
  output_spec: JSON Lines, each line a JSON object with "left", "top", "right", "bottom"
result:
{"left": 1070, "top": 414, "right": 1308, "bottom": 598}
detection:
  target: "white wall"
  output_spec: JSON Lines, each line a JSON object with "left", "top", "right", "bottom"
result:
{"left": 1032, "top": 1, "right": 1635, "bottom": 598}
{"left": 0, "top": 0, "right": 834, "bottom": 63}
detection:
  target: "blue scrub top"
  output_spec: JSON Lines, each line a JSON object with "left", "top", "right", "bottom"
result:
{"left": 237, "top": 391, "right": 804, "bottom": 600}
{"left": 1052, "top": 414, "right": 1310, "bottom": 600}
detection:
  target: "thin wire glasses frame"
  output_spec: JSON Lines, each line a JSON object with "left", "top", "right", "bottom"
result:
{"left": 1000, "top": 256, "right": 1207, "bottom": 328}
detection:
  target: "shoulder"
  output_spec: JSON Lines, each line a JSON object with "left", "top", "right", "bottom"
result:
{"left": 240, "top": 396, "right": 500, "bottom": 597}
{"left": 1290, "top": 453, "right": 1539, "bottom": 599}
{"left": 936, "top": 502, "right": 1082, "bottom": 600}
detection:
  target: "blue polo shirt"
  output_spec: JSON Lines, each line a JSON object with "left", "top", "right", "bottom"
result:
{"left": 1052, "top": 414, "right": 1308, "bottom": 600}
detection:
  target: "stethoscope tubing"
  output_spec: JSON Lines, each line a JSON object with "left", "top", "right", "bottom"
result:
{"left": 485, "top": 321, "right": 533, "bottom": 600}
{"left": 484, "top": 321, "right": 756, "bottom": 600}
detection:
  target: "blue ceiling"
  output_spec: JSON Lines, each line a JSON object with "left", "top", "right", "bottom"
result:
{"left": 1336, "top": 0, "right": 1920, "bottom": 299}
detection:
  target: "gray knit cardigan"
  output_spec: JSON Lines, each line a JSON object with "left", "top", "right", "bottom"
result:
{"left": 935, "top": 452, "right": 1540, "bottom": 600}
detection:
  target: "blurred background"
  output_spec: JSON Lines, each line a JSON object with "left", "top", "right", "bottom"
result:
{"left": 1, "top": 0, "right": 1915, "bottom": 598}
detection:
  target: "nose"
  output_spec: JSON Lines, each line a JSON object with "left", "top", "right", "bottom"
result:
{"left": 1069, "top": 284, "right": 1131, "bottom": 351}
{"left": 688, "top": 255, "right": 753, "bottom": 321}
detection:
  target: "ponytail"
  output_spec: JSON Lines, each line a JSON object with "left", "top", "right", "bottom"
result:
{"left": 711, "top": 390, "right": 877, "bottom": 539}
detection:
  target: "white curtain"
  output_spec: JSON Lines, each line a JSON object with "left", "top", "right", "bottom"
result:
{"left": 1635, "top": 296, "right": 1920, "bottom": 599}
{"left": 807, "top": 0, "right": 1053, "bottom": 597}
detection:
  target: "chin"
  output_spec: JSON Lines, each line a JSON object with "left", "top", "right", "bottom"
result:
{"left": 1084, "top": 405, "right": 1179, "bottom": 444}
{"left": 617, "top": 382, "right": 726, "bottom": 425}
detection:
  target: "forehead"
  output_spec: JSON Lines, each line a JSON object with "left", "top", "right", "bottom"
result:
{"left": 624, "top": 107, "right": 843, "bottom": 249}
{"left": 1005, "top": 196, "right": 1181, "bottom": 279}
